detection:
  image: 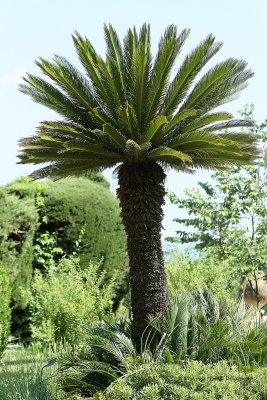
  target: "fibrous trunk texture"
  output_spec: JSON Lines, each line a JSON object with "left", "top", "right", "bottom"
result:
{"left": 117, "top": 161, "right": 168, "bottom": 342}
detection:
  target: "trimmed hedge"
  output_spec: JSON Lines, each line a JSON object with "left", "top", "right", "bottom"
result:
{"left": 40, "top": 177, "right": 128, "bottom": 283}
{"left": 0, "top": 263, "right": 11, "bottom": 358}
{"left": 102, "top": 361, "right": 267, "bottom": 400}
{"left": 0, "top": 183, "right": 39, "bottom": 309}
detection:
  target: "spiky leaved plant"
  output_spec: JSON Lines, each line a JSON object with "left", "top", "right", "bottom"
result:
{"left": 18, "top": 24, "right": 259, "bottom": 342}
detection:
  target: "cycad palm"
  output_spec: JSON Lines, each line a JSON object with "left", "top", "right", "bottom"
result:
{"left": 18, "top": 24, "right": 259, "bottom": 341}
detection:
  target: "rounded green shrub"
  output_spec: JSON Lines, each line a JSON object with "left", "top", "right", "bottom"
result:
{"left": 0, "top": 263, "right": 11, "bottom": 357}
{"left": 102, "top": 361, "right": 267, "bottom": 400}
{"left": 39, "top": 177, "right": 128, "bottom": 287}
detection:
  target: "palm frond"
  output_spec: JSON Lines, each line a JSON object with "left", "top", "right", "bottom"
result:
{"left": 131, "top": 24, "right": 152, "bottom": 133}
{"left": 161, "top": 34, "right": 222, "bottom": 115}
{"left": 181, "top": 59, "right": 250, "bottom": 111}
{"left": 20, "top": 76, "right": 94, "bottom": 127}
{"left": 146, "top": 26, "right": 189, "bottom": 122}
{"left": 148, "top": 146, "right": 192, "bottom": 163}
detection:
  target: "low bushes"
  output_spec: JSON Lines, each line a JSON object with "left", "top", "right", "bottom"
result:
{"left": 0, "top": 263, "right": 11, "bottom": 358}
{"left": 58, "top": 292, "right": 267, "bottom": 397}
{"left": 102, "top": 361, "right": 267, "bottom": 400}
{"left": 30, "top": 257, "right": 115, "bottom": 345}
{"left": 166, "top": 250, "right": 239, "bottom": 301}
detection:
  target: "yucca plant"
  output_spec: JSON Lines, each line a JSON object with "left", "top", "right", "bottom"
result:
{"left": 18, "top": 24, "right": 260, "bottom": 341}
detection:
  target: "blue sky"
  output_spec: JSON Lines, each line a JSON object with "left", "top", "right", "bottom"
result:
{"left": 0, "top": 0, "right": 266, "bottom": 238}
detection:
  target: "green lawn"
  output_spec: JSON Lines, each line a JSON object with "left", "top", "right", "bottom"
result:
{"left": 0, "top": 346, "right": 57, "bottom": 400}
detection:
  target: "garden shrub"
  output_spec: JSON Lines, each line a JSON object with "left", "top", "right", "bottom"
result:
{"left": 40, "top": 177, "right": 128, "bottom": 287}
{"left": 0, "top": 263, "right": 11, "bottom": 357}
{"left": 58, "top": 293, "right": 267, "bottom": 397}
{"left": 0, "top": 175, "right": 128, "bottom": 339}
{"left": 29, "top": 257, "right": 115, "bottom": 344}
{"left": 102, "top": 361, "right": 267, "bottom": 399}
{"left": 166, "top": 250, "right": 238, "bottom": 301}
{"left": 0, "top": 183, "right": 39, "bottom": 309}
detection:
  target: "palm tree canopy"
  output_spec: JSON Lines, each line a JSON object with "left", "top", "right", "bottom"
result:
{"left": 18, "top": 24, "right": 260, "bottom": 179}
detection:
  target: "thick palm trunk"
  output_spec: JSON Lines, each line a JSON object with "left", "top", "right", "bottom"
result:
{"left": 117, "top": 161, "right": 168, "bottom": 341}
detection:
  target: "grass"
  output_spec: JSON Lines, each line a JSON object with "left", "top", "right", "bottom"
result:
{"left": 0, "top": 345, "right": 57, "bottom": 400}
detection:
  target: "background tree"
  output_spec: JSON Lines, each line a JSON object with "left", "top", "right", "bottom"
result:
{"left": 167, "top": 104, "right": 267, "bottom": 281}
{"left": 18, "top": 24, "right": 259, "bottom": 340}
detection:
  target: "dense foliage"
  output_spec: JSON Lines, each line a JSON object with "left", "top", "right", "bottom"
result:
{"left": 0, "top": 175, "right": 128, "bottom": 340}
{"left": 0, "top": 181, "right": 39, "bottom": 310}
{"left": 166, "top": 250, "right": 237, "bottom": 301}
{"left": 58, "top": 292, "right": 267, "bottom": 397}
{"left": 101, "top": 361, "right": 267, "bottom": 400}
{"left": 0, "top": 263, "right": 11, "bottom": 358}
{"left": 39, "top": 177, "right": 128, "bottom": 284}
{"left": 30, "top": 257, "right": 115, "bottom": 345}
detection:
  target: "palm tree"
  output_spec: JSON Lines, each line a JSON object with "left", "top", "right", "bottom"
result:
{"left": 18, "top": 24, "right": 259, "bottom": 341}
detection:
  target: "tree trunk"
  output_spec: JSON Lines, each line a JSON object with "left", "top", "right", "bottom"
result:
{"left": 117, "top": 161, "right": 168, "bottom": 342}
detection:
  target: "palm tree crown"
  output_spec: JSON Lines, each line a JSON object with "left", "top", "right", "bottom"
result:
{"left": 18, "top": 24, "right": 259, "bottom": 178}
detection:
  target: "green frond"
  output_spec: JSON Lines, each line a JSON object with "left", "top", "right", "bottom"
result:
{"left": 36, "top": 56, "right": 97, "bottom": 110}
{"left": 146, "top": 27, "right": 189, "bottom": 122}
{"left": 167, "top": 129, "right": 257, "bottom": 153}
{"left": 176, "top": 112, "right": 233, "bottom": 135}
{"left": 208, "top": 118, "right": 255, "bottom": 132}
{"left": 131, "top": 24, "right": 152, "bottom": 132}
{"left": 148, "top": 146, "right": 192, "bottom": 163}
{"left": 161, "top": 34, "right": 223, "bottom": 115}
{"left": 181, "top": 59, "right": 248, "bottom": 110}
{"left": 192, "top": 67, "right": 253, "bottom": 114}
{"left": 104, "top": 23, "right": 125, "bottom": 94}
{"left": 154, "top": 109, "right": 198, "bottom": 142}
{"left": 20, "top": 76, "right": 94, "bottom": 127}
{"left": 72, "top": 32, "right": 119, "bottom": 119}
{"left": 103, "top": 124, "right": 127, "bottom": 148}
{"left": 38, "top": 121, "right": 100, "bottom": 143}
{"left": 191, "top": 150, "right": 258, "bottom": 169}
{"left": 28, "top": 161, "right": 115, "bottom": 180}
{"left": 219, "top": 131, "right": 260, "bottom": 146}
{"left": 91, "top": 107, "right": 112, "bottom": 125}
{"left": 122, "top": 26, "right": 138, "bottom": 80}
{"left": 63, "top": 141, "right": 122, "bottom": 158}
{"left": 106, "top": 55, "right": 125, "bottom": 103}
{"left": 117, "top": 103, "right": 139, "bottom": 141}
{"left": 143, "top": 115, "right": 168, "bottom": 141}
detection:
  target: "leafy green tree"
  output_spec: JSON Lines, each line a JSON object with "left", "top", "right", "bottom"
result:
{"left": 167, "top": 105, "right": 267, "bottom": 279}
{"left": 18, "top": 24, "right": 259, "bottom": 340}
